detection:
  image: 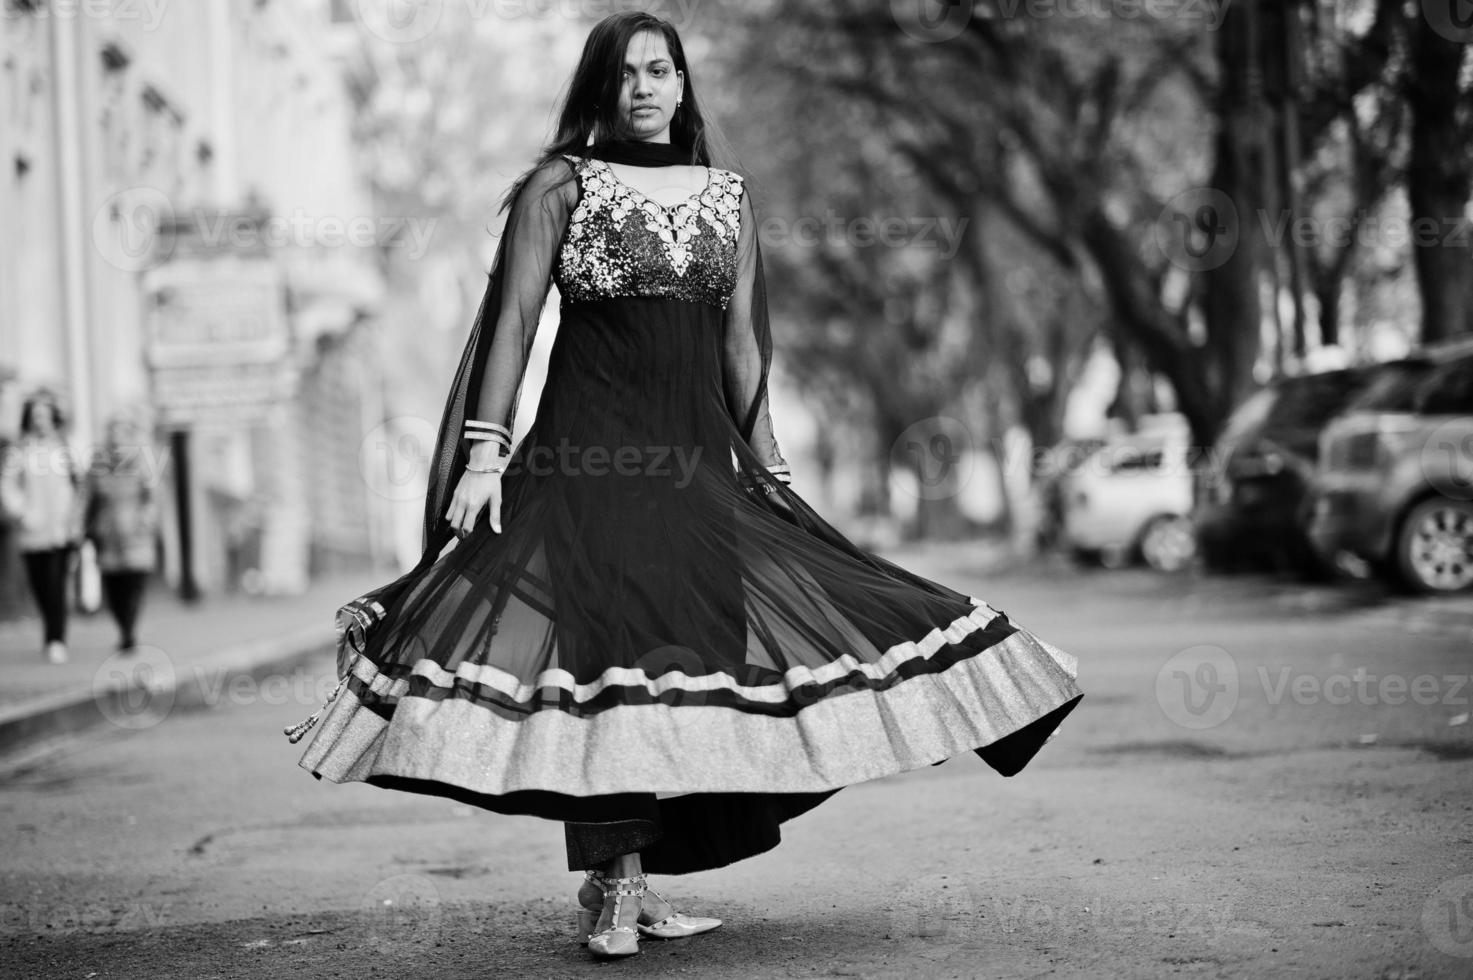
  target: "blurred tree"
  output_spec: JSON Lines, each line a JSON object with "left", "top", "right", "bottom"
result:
{"left": 1405, "top": 12, "right": 1473, "bottom": 342}
{"left": 730, "top": 0, "right": 1445, "bottom": 454}
{"left": 332, "top": 9, "right": 585, "bottom": 427}
{"left": 717, "top": 3, "right": 1106, "bottom": 538}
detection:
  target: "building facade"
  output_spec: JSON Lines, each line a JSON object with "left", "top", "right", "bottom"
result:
{"left": 1, "top": 0, "right": 396, "bottom": 617}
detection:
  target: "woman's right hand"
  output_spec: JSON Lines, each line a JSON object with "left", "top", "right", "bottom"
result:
{"left": 446, "top": 469, "right": 503, "bottom": 538}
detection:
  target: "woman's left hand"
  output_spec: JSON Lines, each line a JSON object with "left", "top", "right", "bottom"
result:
{"left": 446, "top": 469, "right": 503, "bottom": 538}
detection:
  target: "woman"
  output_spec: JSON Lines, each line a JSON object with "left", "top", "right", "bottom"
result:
{"left": 84, "top": 407, "right": 159, "bottom": 654}
{"left": 286, "top": 11, "right": 1083, "bottom": 961}
{"left": 0, "top": 390, "right": 85, "bottom": 664}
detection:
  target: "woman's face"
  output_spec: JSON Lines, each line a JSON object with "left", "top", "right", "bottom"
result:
{"left": 618, "top": 29, "right": 682, "bottom": 143}
{"left": 29, "top": 401, "right": 58, "bottom": 436}
{"left": 107, "top": 417, "right": 138, "bottom": 448}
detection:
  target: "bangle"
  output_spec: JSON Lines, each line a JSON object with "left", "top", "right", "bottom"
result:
{"left": 466, "top": 439, "right": 509, "bottom": 475}
{"left": 465, "top": 419, "right": 511, "bottom": 441}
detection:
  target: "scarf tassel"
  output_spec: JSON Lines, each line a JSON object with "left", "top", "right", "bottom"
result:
{"left": 283, "top": 673, "right": 349, "bottom": 744}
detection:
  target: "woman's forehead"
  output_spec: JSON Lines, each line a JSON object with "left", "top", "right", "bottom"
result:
{"left": 624, "top": 30, "right": 670, "bottom": 65}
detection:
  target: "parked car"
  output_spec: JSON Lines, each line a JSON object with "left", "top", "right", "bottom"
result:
{"left": 1307, "top": 338, "right": 1473, "bottom": 593}
{"left": 1061, "top": 418, "right": 1196, "bottom": 572}
{"left": 1033, "top": 436, "right": 1107, "bottom": 551}
{"left": 1195, "top": 364, "right": 1393, "bottom": 578}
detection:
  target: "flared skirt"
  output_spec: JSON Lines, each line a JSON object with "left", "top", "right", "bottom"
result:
{"left": 289, "top": 297, "right": 1083, "bottom": 873}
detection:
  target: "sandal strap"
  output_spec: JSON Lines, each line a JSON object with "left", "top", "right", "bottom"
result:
{"left": 584, "top": 870, "right": 647, "bottom": 886}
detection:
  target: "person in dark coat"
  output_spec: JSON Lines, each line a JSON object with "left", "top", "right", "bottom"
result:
{"left": 84, "top": 407, "right": 160, "bottom": 654}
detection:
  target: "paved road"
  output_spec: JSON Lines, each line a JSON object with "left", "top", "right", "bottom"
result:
{"left": 2, "top": 557, "right": 1470, "bottom": 979}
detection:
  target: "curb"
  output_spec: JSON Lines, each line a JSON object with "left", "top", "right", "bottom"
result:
{"left": 0, "top": 623, "right": 336, "bottom": 756}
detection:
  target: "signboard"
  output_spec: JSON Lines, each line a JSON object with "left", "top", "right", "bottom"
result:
{"left": 149, "top": 361, "right": 301, "bottom": 427}
{"left": 142, "top": 254, "right": 295, "bottom": 426}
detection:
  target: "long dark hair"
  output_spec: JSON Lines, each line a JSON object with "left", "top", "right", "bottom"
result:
{"left": 20, "top": 389, "right": 68, "bottom": 438}
{"left": 497, "top": 12, "right": 742, "bottom": 217}
{"left": 418, "top": 12, "right": 764, "bottom": 554}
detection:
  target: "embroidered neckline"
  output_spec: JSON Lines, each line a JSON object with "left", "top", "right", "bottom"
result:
{"left": 593, "top": 158, "right": 715, "bottom": 214}
{"left": 557, "top": 153, "right": 743, "bottom": 300}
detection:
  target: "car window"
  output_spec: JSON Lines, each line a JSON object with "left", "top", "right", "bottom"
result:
{"left": 1416, "top": 358, "right": 1473, "bottom": 415}
{"left": 1218, "top": 389, "right": 1276, "bottom": 447}
{"left": 1347, "top": 360, "right": 1434, "bottom": 412}
{"left": 1110, "top": 448, "right": 1165, "bottom": 472}
{"left": 1267, "top": 370, "right": 1377, "bottom": 430}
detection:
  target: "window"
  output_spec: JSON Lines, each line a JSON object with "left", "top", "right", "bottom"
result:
{"left": 1111, "top": 448, "right": 1165, "bottom": 473}
{"left": 1416, "top": 358, "right": 1473, "bottom": 416}
{"left": 1348, "top": 359, "right": 1434, "bottom": 413}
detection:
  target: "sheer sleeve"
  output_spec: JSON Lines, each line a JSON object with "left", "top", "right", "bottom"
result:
{"left": 421, "top": 155, "right": 576, "bottom": 547}
{"left": 471, "top": 156, "right": 577, "bottom": 439}
{"left": 722, "top": 181, "right": 790, "bottom": 483}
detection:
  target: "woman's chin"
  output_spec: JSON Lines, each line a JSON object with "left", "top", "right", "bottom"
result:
{"left": 630, "top": 113, "right": 663, "bottom": 133}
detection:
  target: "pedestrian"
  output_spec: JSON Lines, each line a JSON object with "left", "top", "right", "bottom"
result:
{"left": 83, "top": 407, "right": 159, "bottom": 654}
{"left": 286, "top": 11, "right": 1084, "bottom": 963}
{"left": 0, "top": 388, "right": 86, "bottom": 664}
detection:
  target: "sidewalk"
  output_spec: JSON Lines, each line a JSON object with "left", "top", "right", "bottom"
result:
{"left": 0, "top": 566, "right": 392, "bottom": 756}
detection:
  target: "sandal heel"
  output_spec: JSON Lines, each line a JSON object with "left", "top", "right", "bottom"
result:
{"left": 575, "top": 907, "right": 598, "bottom": 943}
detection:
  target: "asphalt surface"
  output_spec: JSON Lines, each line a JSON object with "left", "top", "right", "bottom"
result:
{"left": 1, "top": 556, "right": 1470, "bottom": 979}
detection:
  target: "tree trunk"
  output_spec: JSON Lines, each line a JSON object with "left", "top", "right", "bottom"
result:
{"left": 1202, "top": 0, "right": 1269, "bottom": 424}
{"left": 1407, "top": 18, "right": 1473, "bottom": 342}
{"left": 1315, "top": 276, "right": 1341, "bottom": 348}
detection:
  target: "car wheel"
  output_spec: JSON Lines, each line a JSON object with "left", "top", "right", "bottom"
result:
{"left": 1141, "top": 514, "right": 1197, "bottom": 572}
{"left": 1394, "top": 497, "right": 1473, "bottom": 594}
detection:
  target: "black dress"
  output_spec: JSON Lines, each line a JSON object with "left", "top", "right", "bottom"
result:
{"left": 287, "top": 151, "right": 1083, "bottom": 874}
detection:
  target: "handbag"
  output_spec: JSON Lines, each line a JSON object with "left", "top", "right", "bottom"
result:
{"left": 0, "top": 447, "right": 24, "bottom": 527}
{"left": 75, "top": 538, "right": 103, "bottom": 614}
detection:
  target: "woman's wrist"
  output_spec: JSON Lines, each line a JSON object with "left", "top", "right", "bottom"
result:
{"left": 466, "top": 440, "right": 509, "bottom": 474}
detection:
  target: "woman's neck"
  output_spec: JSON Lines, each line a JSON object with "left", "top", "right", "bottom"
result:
{"left": 586, "top": 136, "right": 694, "bottom": 168}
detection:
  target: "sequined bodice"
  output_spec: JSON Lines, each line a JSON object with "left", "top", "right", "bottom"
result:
{"left": 554, "top": 155, "right": 744, "bottom": 310}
